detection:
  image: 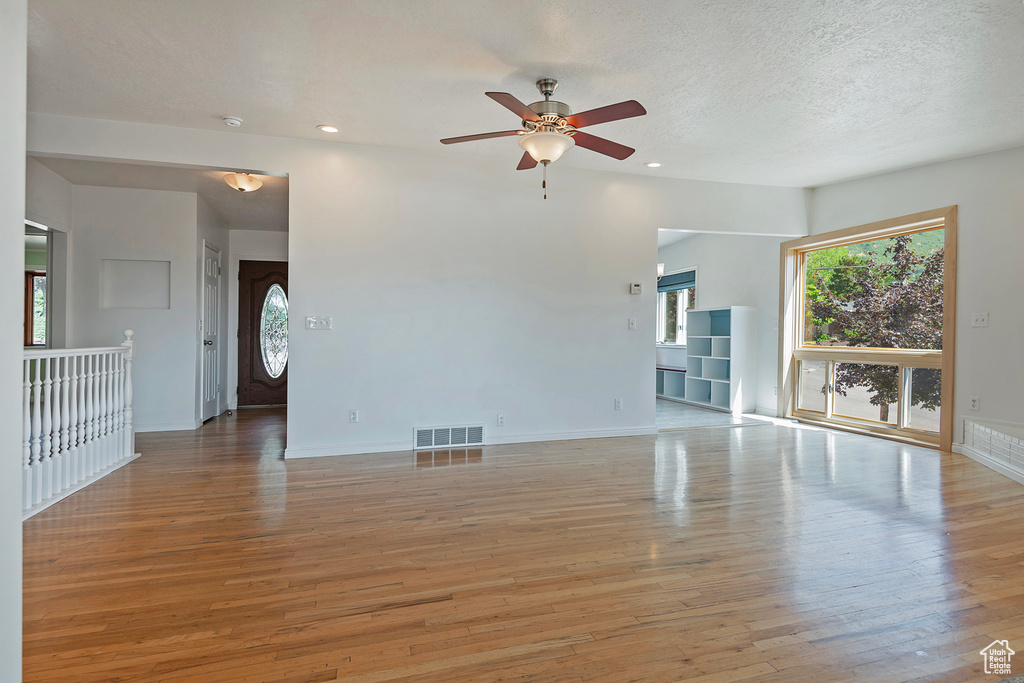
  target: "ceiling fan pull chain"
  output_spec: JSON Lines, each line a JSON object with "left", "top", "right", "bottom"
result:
{"left": 543, "top": 162, "right": 547, "bottom": 200}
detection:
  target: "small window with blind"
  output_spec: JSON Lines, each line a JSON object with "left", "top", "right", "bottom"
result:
{"left": 657, "top": 269, "right": 696, "bottom": 345}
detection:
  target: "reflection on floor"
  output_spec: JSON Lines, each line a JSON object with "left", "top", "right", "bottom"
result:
{"left": 657, "top": 397, "right": 763, "bottom": 430}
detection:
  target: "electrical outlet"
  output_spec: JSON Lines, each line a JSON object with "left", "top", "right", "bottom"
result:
{"left": 972, "top": 312, "right": 989, "bottom": 328}
{"left": 969, "top": 396, "right": 980, "bottom": 411}
{"left": 614, "top": 398, "right": 623, "bottom": 411}
{"left": 627, "top": 318, "right": 637, "bottom": 330}
{"left": 497, "top": 413, "right": 505, "bottom": 427}
{"left": 773, "top": 386, "right": 777, "bottom": 397}
{"left": 349, "top": 409, "right": 359, "bottom": 423}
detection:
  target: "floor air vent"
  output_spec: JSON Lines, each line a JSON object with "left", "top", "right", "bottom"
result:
{"left": 414, "top": 424, "right": 484, "bottom": 449}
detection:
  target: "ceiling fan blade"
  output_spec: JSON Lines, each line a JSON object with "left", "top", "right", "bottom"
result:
{"left": 571, "top": 131, "right": 635, "bottom": 160}
{"left": 486, "top": 92, "right": 542, "bottom": 122}
{"left": 440, "top": 130, "right": 522, "bottom": 145}
{"left": 516, "top": 151, "right": 538, "bottom": 170}
{"left": 566, "top": 100, "right": 646, "bottom": 129}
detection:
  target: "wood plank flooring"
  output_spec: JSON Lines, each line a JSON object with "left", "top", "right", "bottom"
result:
{"left": 22, "top": 409, "right": 1024, "bottom": 682}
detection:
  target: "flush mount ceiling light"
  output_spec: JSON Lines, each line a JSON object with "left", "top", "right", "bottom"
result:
{"left": 440, "top": 79, "right": 647, "bottom": 198}
{"left": 223, "top": 172, "right": 263, "bottom": 193}
{"left": 222, "top": 116, "right": 243, "bottom": 127}
{"left": 317, "top": 124, "right": 339, "bottom": 133}
{"left": 645, "top": 162, "right": 662, "bottom": 168}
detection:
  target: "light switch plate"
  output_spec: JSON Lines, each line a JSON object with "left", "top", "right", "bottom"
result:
{"left": 305, "top": 316, "right": 333, "bottom": 330}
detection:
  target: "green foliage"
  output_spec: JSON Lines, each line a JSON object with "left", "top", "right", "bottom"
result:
{"left": 804, "top": 232, "right": 944, "bottom": 420}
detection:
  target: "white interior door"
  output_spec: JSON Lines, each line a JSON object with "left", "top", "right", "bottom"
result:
{"left": 201, "top": 243, "right": 221, "bottom": 420}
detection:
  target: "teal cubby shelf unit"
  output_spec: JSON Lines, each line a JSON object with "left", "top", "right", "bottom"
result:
{"left": 656, "top": 366, "right": 687, "bottom": 403}
{"left": 680, "top": 306, "right": 757, "bottom": 415}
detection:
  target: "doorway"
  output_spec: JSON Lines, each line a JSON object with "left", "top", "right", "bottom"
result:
{"left": 238, "top": 260, "right": 289, "bottom": 406}
{"left": 200, "top": 242, "right": 222, "bottom": 421}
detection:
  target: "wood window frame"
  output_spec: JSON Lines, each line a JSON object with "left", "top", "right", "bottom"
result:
{"left": 777, "top": 206, "right": 957, "bottom": 451}
{"left": 24, "top": 270, "right": 46, "bottom": 347}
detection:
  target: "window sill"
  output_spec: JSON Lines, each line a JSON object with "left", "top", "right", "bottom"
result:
{"left": 656, "top": 344, "right": 686, "bottom": 349}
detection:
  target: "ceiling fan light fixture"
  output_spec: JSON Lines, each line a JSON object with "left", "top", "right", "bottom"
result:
{"left": 518, "top": 131, "right": 574, "bottom": 164}
{"left": 223, "top": 172, "right": 263, "bottom": 193}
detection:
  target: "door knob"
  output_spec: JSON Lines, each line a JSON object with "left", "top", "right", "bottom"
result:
{"left": 204, "top": 340, "right": 214, "bottom": 346}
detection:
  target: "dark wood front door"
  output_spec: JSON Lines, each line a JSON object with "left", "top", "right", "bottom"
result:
{"left": 238, "top": 260, "right": 288, "bottom": 406}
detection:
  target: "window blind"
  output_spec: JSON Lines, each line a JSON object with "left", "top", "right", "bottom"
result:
{"left": 657, "top": 269, "right": 695, "bottom": 292}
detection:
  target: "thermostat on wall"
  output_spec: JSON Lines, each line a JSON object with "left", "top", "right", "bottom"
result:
{"left": 629, "top": 283, "right": 642, "bottom": 295}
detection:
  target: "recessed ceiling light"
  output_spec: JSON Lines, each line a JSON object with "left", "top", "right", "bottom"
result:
{"left": 317, "top": 125, "right": 339, "bottom": 133}
{"left": 645, "top": 162, "right": 662, "bottom": 168}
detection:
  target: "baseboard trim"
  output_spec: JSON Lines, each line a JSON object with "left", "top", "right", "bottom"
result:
{"left": 284, "top": 426, "right": 659, "bottom": 459}
{"left": 755, "top": 405, "right": 779, "bottom": 418}
{"left": 486, "top": 426, "right": 658, "bottom": 445}
{"left": 135, "top": 420, "right": 203, "bottom": 433}
{"left": 22, "top": 453, "right": 142, "bottom": 520}
{"left": 953, "top": 444, "right": 1024, "bottom": 486}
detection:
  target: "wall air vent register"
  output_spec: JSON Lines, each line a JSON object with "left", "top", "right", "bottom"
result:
{"left": 414, "top": 424, "right": 485, "bottom": 449}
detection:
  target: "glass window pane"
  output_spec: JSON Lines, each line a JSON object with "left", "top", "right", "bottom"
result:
{"left": 32, "top": 275, "right": 46, "bottom": 345}
{"left": 833, "top": 362, "right": 897, "bottom": 425}
{"left": 661, "top": 290, "right": 678, "bottom": 344}
{"left": 906, "top": 367, "right": 941, "bottom": 433}
{"left": 260, "top": 283, "right": 288, "bottom": 378}
{"left": 797, "top": 360, "right": 827, "bottom": 413}
{"left": 803, "top": 228, "right": 944, "bottom": 349}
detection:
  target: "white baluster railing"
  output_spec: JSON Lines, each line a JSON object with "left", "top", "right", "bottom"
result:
{"left": 22, "top": 330, "right": 138, "bottom": 519}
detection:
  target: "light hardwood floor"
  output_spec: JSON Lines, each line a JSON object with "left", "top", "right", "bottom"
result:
{"left": 23, "top": 409, "right": 1024, "bottom": 682}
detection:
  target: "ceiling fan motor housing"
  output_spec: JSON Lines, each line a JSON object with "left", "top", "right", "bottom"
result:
{"left": 526, "top": 100, "right": 572, "bottom": 121}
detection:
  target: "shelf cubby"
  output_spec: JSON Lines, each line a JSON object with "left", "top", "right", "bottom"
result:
{"left": 702, "top": 358, "right": 730, "bottom": 381}
{"left": 685, "top": 377, "right": 712, "bottom": 405}
{"left": 688, "top": 337, "right": 712, "bottom": 357}
{"left": 711, "top": 382, "right": 731, "bottom": 409}
{"left": 712, "top": 337, "right": 730, "bottom": 358}
{"left": 709, "top": 310, "right": 731, "bottom": 337}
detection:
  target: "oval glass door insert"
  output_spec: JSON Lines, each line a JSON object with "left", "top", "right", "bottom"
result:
{"left": 260, "top": 283, "right": 288, "bottom": 378}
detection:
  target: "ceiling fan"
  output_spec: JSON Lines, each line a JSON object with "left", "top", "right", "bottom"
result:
{"left": 441, "top": 79, "right": 646, "bottom": 196}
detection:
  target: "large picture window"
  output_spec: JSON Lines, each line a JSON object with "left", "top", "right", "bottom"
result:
{"left": 779, "top": 207, "right": 956, "bottom": 450}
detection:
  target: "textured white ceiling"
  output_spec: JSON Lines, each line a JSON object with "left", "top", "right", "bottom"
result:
{"left": 33, "top": 157, "right": 288, "bottom": 231}
{"left": 26, "top": 0, "right": 1024, "bottom": 187}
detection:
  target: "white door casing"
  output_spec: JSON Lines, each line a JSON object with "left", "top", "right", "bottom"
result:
{"left": 201, "top": 242, "right": 221, "bottom": 421}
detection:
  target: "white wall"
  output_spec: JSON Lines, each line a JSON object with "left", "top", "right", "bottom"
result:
{"left": 28, "top": 113, "right": 808, "bottom": 456}
{"left": 0, "top": 0, "right": 26, "bottom": 678}
{"left": 659, "top": 233, "right": 788, "bottom": 413}
{"left": 71, "top": 186, "right": 200, "bottom": 431}
{"left": 26, "top": 157, "right": 72, "bottom": 348}
{"left": 809, "top": 145, "right": 1024, "bottom": 437}
{"left": 26, "top": 156, "right": 71, "bottom": 231}
{"left": 227, "top": 229, "right": 288, "bottom": 410}
{"left": 196, "top": 197, "right": 230, "bottom": 418}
